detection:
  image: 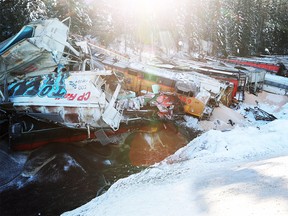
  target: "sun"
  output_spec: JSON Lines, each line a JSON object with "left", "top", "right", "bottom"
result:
{"left": 118, "top": 0, "right": 174, "bottom": 18}
{"left": 119, "top": 0, "right": 166, "bottom": 10}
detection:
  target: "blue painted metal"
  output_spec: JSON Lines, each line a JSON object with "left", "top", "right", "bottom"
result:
{"left": 0, "top": 26, "right": 34, "bottom": 55}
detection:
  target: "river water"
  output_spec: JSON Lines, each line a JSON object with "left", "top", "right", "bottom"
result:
{"left": 0, "top": 120, "right": 200, "bottom": 216}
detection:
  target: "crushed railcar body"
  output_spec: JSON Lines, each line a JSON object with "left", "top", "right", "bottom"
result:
{"left": 0, "top": 19, "right": 124, "bottom": 150}
{"left": 97, "top": 55, "right": 229, "bottom": 120}
{"left": 146, "top": 56, "right": 248, "bottom": 103}
{"left": 1, "top": 18, "right": 230, "bottom": 150}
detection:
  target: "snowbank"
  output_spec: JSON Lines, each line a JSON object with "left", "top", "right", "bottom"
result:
{"left": 171, "top": 119, "right": 288, "bottom": 162}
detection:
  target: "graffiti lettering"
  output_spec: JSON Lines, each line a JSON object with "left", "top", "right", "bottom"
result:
{"left": 38, "top": 85, "right": 52, "bottom": 97}
{"left": 8, "top": 77, "right": 42, "bottom": 97}
{"left": 51, "top": 86, "right": 67, "bottom": 98}
{"left": 8, "top": 72, "right": 69, "bottom": 99}
{"left": 38, "top": 73, "right": 68, "bottom": 98}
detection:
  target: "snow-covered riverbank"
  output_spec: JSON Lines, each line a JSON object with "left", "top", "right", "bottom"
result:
{"left": 63, "top": 91, "right": 288, "bottom": 216}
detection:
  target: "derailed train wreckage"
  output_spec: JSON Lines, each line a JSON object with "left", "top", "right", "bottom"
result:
{"left": 0, "top": 19, "right": 231, "bottom": 150}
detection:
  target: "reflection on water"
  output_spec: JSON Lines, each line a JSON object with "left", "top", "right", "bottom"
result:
{"left": 0, "top": 120, "right": 200, "bottom": 215}
{"left": 128, "top": 122, "right": 188, "bottom": 166}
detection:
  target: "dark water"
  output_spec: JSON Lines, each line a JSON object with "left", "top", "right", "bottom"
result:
{"left": 0, "top": 121, "right": 200, "bottom": 216}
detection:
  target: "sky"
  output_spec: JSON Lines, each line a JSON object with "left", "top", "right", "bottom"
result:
{"left": 62, "top": 90, "right": 288, "bottom": 216}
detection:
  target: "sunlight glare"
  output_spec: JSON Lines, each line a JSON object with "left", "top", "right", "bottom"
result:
{"left": 119, "top": 0, "right": 172, "bottom": 17}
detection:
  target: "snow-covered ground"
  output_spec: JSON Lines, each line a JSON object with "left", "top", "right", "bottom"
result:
{"left": 63, "top": 91, "right": 288, "bottom": 216}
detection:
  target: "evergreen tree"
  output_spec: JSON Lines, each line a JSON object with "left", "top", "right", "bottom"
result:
{"left": 249, "top": 0, "right": 265, "bottom": 55}
{"left": 215, "top": 0, "right": 228, "bottom": 57}
{"left": 0, "top": 0, "right": 30, "bottom": 41}
{"left": 43, "top": 0, "right": 92, "bottom": 35}
{"left": 27, "top": 0, "right": 47, "bottom": 21}
{"left": 185, "top": 0, "right": 202, "bottom": 53}
{"left": 0, "top": 0, "right": 46, "bottom": 40}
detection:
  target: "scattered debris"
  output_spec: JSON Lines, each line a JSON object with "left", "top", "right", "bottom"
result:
{"left": 244, "top": 107, "right": 277, "bottom": 121}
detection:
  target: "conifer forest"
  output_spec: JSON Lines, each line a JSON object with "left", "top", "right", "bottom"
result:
{"left": 0, "top": 0, "right": 287, "bottom": 57}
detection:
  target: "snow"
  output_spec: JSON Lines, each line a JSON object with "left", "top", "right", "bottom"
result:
{"left": 63, "top": 91, "right": 288, "bottom": 216}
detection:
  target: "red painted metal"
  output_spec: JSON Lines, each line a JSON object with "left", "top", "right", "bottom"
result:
{"left": 227, "top": 59, "right": 280, "bottom": 73}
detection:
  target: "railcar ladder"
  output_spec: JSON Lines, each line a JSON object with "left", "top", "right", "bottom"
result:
{"left": 236, "top": 73, "right": 246, "bottom": 102}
